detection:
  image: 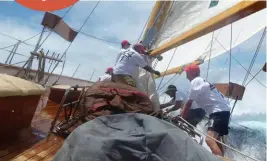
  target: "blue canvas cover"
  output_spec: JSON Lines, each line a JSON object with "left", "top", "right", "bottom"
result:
{"left": 53, "top": 113, "right": 221, "bottom": 161}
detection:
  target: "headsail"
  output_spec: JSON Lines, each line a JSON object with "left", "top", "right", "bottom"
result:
{"left": 137, "top": 0, "right": 266, "bottom": 111}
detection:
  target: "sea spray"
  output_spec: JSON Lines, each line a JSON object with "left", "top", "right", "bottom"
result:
{"left": 196, "top": 120, "right": 266, "bottom": 161}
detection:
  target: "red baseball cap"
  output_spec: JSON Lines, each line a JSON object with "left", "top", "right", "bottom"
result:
{"left": 106, "top": 67, "right": 113, "bottom": 73}
{"left": 133, "top": 43, "right": 146, "bottom": 54}
{"left": 184, "top": 64, "right": 200, "bottom": 74}
{"left": 121, "top": 40, "right": 131, "bottom": 46}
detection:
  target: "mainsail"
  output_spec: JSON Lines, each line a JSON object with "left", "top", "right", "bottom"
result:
{"left": 137, "top": 0, "right": 266, "bottom": 111}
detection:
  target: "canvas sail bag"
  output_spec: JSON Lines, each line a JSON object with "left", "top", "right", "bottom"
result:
{"left": 79, "top": 81, "right": 156, "bottom": 121}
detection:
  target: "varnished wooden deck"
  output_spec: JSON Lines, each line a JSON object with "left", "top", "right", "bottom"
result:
{"left": 0, "top": 100, "right": 65, "bottom": 161}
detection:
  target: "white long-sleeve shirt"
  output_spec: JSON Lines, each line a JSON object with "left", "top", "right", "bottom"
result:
{"left": 115, "top": 49, "right": 127, "bottom": 65}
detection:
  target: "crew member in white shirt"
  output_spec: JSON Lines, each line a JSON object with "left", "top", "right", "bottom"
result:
{"left": 98, "top": 67, "right": 113, "bottom": 82}
{"left": 160, "top": 85, "right": 206, "bottom": 126}
{"left": 115, "top": 40, "right": 131, "bottom": 64}
{"left": 181, "top": 64, "right": 231, "bottom": 157}
{"left": 160, "top": 85, "right": 183, "bottom": 116}
{"left": 112, "top": 43, "right": 160, "bottom": 87}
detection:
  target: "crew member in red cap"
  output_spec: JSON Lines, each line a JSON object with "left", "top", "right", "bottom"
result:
{"left": 98, "top": 67, "right": 113, "bottom": 82}
{"left": 112, "top": 43, "right": 160, "bottom": 87}
{"left": 133, "top": 43, "right": 147, "bottom": 55}
{"left": 181, "top": 63, "right": 231, "bottom": 157}
{"left": 115, "top": 40, "right": 131, "bottom": 64}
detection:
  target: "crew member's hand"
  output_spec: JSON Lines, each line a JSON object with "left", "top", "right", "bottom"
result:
{"left": 148, "top": 49, "right": 153, "bottom": 53}
{"left": 163, "top": 110, "right": 169, "bottom": 115}
{"left": 154, "top": 71, "right": 161, "bottom": 76}
{"left": 144, "top": 49, "right": 153, "bottom": 55}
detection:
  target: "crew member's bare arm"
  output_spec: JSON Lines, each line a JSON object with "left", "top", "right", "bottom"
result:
{"left": 165, "top": 100, "right": 183, "bottom": 113}
{"left": 143, "top": 66, "right": 160, "bottom": 76}
{"left": 181, "top": 99, "right": 193, "bottom": 119}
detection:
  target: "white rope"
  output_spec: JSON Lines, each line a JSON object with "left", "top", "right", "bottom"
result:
{"left": 177, "top": 116, "right": 260, "bottom": 161}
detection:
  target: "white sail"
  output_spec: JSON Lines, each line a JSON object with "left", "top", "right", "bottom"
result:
{"left": 155, "top": 9, "right": 266, "bottom": 72}
{"left": 137, "top": 1, "right": 266, "bottom": 112}
{"left": 151, "top": 0, "right": 241, "bottom": 49}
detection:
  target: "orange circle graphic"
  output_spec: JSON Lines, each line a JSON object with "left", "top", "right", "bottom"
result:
{"left": 16, "top": 0, "right": 78, "bottom": 12}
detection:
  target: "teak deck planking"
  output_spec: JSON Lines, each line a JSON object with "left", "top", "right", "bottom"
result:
{"left": 0, "top": 100, "right": 64, "bottom": 161}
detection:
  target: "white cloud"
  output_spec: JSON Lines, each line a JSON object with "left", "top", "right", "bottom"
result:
{"left": 0, "top": 1, "right": 154, "bottom": 81}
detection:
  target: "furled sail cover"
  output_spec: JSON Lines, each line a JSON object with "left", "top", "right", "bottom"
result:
{"left": 53, "top": 113, "right": 222, "bottom": 161}
{"left": 133, "top": 55, "right": 160, "bottom": 112}
{"left": 137, "top": 0, "right": 266, "bottom": 111}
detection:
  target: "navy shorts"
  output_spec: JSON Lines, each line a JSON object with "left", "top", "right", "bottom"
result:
{"left": 186, "top": 108, "right": 206, "bottom": 127}
{"left": 207, "top": 111, "right": 230, "bottom": 136}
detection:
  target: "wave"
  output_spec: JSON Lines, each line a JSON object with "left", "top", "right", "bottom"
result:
{"left": 225, "top": 120, "right": 266, "bottom": 161}
{"left": 198, "top": 120, "right": 266, "bottom": 161}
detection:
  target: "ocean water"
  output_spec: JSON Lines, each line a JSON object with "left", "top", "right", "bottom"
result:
{"left": 225, "top": 121, "right": 266, "bottom": 161}
{"left": 197, "top": 120, "right": 266, "bottom": 161}
{"left": 159, "top": 95, "right": 266, "bottom": 160}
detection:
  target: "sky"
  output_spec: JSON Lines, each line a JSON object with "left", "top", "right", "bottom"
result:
{"left": 0, "top": 1, "right": 266, "bottom": 118}
{"left": 0, "top": 1, "right": 155, "bottom": 80}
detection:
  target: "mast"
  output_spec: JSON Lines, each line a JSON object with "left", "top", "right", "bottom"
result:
{"left": 142, "top": 1, "right": 173, "bottom": 48}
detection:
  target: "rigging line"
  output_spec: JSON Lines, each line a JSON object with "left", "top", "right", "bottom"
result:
{"left": 0, "top": 32, "right": 42, "bottom": 50}
{"left": 243, "top": 29, "right": 266, "bottom": 85}
{"left": 63, "top": 1, "right": 100, "bottom": 56}
{"left": 2, "top": 49, "right": 28, "bottom": 57}
{"left": 38, "top": 4, "right": 76, "bottom": 49}
{"left": 0, "top": 44, "right": 17, "bottom": 50}
{"left": 158, "top": 73, "right": 180, "bottom": 91}
{"left": 242, "top": 27, "right": 266, "bottom": 86}
{"left": 224, "top": 26, "right": 244, "bottom": 64}
{"left": 206, "top": 31, "right": 215, "bottom": 81}
{"left": 214, "top": 36, "right": 266, "bottom": 88}
{"left": 76, "top": 1, "right": 100, "bottom": 36}
{"left": 0, "top": 60, "right": 28, "bottom": 68}
{"left": 52, "top": 59, "right": 66, "bottom": 86}
{"left": 158, "top": 73, "right": 178, "bottom": 91}
{"left": 245, "top": 67, "right": 263, "bottom": 87}
{"left": 177, "top": 116, "right": 260, "bottom": 161}
{"left": 0, "top": 32, "right": 35, "bottom": 47}
{"left": 156, "top": 47, "right": 178, "bottom": 91}
{"left": 79, "top": 31, "right": 120, "bottom": 44}
{"left": 51, "top": 1, "right": 100, "bottom": 85}
{"left": 43, "top": 53, "right": 65, "bottom": 85}
{"left": 228, "top": 23, "right": 233, "bottom": 101}
{"left": 200, "top": 29, "right": 222, "bottom": 60}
